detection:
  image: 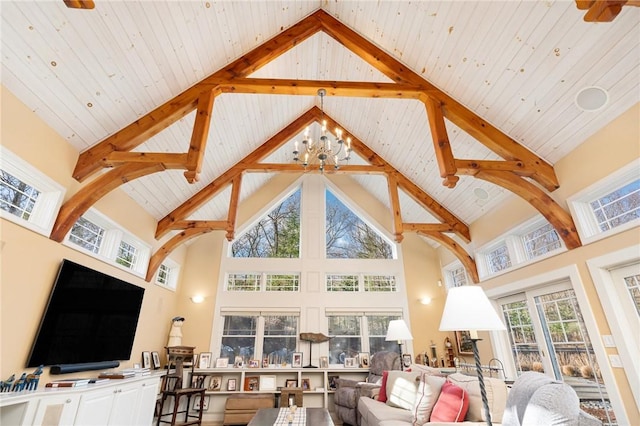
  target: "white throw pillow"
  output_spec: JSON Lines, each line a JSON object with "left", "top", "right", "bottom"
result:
{"left": 447, "top": 373, "right": 508, "bottom": 423}
{"left": 385, "top": 370, "right": 420, "bottom": 410}
{"left": 412, "top": 373, "right": 446, "bottom": 426}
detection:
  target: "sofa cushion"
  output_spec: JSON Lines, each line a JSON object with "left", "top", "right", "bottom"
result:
{"left": 412, "top": 373, "right": 446, "bottom": 426}
{"left": 430, "top": 381, "right": 469, "bottom": 422}
{"left": 407, "top": 364, "right": 445, "bottom": 376}
{"left": 378, "top": 371, "right": 389, "bottom": 402}
{"left": 385, "top": 370, "right": 420, "bottom": 410}
{"left": 447, "top": 373, "right": 508, "bottom": 423}
{"left": 359, "top": 395, "right": 414, "bottom": 425}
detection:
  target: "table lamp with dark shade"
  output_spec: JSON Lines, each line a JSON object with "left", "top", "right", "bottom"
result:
{"left": 439, "top": 285, "right": 506, "bottom": 426}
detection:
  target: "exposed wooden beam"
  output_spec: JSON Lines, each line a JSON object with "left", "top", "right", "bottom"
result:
{"left": 50, "top": 163, "right": 165, "bottom": 242}
{"left": 387, "top": 175, "right": 404, "bottom": 242}
{"left": 146, "top": 228, "right": 214, "bottom": 281}
{"left": 162, "top": 220, "right": 228, "bottom": 232}
{"left": 576, "top": 0, "right": 631, "bottom": 21}
{"left": 404, "top": 223, "right": 457, "bottom": 233}
{"left": 424, "top": 96, "right": 459, "bottom": 188}
{"left": 103, "top": 152, "right": 188, "bottom": 168}
{"left": 475, "top": 170, "right": 581, "bottom": 249}
{"left": 454, "top": 159, "right": 535, "bottom": 177}
{"left": 417, "top": 230, "right": 479, "bottom": 283}
{"left": 184, "top": 90, "right": 216, "bottom": 183}
{"left": 226, "top": 175, "right": 242, "bottom": 241}
{"left": 63, "top": 0, "right": 94, "bottom": 9}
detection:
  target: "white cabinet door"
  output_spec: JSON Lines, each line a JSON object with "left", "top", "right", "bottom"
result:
{"left": 107, "top": 383, "right": 141, "bottom": 425}
{"left": 30, "top": 394, "right": 80, "bottom": 426}
{"left": 75, "top": 388, "right": 115, "bottom": 426}
{"left": 132, "top": 380, "right": 159, "bottom": 425}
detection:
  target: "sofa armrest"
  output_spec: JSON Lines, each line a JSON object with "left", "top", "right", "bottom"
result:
{"left": 357, "top": 382, "right": 381, "bottom": 399}
{"left": 335, "top": 378, "right": 361, "bottom": 388}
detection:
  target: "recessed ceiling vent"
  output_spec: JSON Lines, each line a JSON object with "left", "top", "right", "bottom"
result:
{"left": 575, "top": 86, "right": 609, "bottom": 112}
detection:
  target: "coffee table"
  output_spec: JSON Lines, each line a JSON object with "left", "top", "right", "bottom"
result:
{"left": 248, "top": 407, "right": 334, "bottom": 425}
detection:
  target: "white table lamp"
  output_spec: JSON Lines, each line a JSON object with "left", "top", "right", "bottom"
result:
{"left": 439, "top": 285, "right": 506, "bottom": 426}
{"left": 385, "top": 319, "right": 413, "bottom": 370}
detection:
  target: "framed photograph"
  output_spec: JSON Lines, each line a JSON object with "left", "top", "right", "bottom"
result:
{"left": 215, "top": 357, "right": 229, "bottom": 368}
{"left": 292, "top": 352, "right": 303, "bottom": 368}
{"left": 141, "top": 351, "right": 151, "bottom": 369}
{"left": 244, "top": 376, "right": 259, "bottom": 391}
{"left": 285, "top": 379, "right": 298, "bottom": 388}
{"left": 358, "top": 352, "right": 370, "bottom": 368}
{"left": 151, "top": 351, "right": 161, "bottom": 369}
{"left": 328, "top": 375, "right": 339, "bottom": 390}
{"left": 262, "top": 358, "right": 269, "bottom": 368}
{"left": 455, "top": 330, "right": 474, "bottom": 355}
{"left": 248, "top": 359, "right": 260, "bottom": 368}
{"left": 402, "top": 353, "right": 412, "bottom": 368}
{"left": 319, "top": 356, "right": 329, "bottom": 369}
{"left": 259, "top": 375, "right": 277, "bottom": 391}
{"left": 233, "top": 356, "right": 243, "bottom": 368}
{"left": 209, "top": 375, "right": 222, "bottom": 391}
{"left": 193, "top": 395, "right": 209, "bottom": 411}
{"left": 227, "top": 378, "right": 237, "bottom": 391}
{"left": 301, "top": 378, "right": 310, "bottom": 391}
{"left": 344, "top": 357, "right": 356, "bottom": 368}
{"left": 199, "top": 352, "right": 212, "bottom": 369}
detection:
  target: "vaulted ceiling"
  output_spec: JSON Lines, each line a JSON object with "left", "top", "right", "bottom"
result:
{"left": 2, "top": 1, "right": 638, "bottom": 281}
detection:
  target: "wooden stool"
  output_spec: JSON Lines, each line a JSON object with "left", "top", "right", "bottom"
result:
{"left": 279, "top": 387, "right": 303, "bottom": 407}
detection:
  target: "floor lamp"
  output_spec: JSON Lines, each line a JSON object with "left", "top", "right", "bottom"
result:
{"left": 439, "top": 286, "right": 506, "bottom": 426}
{"left": 385, "top": 319, "right": 413, "bottom": 371}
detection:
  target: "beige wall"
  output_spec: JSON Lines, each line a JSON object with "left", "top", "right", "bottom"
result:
{"left": 1, "top": 86, "right": 185, "bottom": 384}
{"left": 464, "top": 103, "right": 639, "bottom": 423}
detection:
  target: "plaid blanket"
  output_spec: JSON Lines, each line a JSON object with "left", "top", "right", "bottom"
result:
{"left": 272, "top": 407, "right": 306, "bottom": 425}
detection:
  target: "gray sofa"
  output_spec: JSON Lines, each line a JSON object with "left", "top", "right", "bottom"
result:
{"left": 356, "top": 370, "right": 602, "bottom": 426}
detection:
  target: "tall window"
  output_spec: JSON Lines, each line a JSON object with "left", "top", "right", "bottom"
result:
{"left": 326, "top": 190, "right": 393, "bottom": 259}
{"left": 220, "top": 315, "right": 258, "bottom": 364}
{"left": 327, "top": 313, "right": 400, "bottom": 364}
{"left": 232, "top": 189, "right": 300, "bottom": 258}
{"left": 263, "top": 315, "right": 298, "bottom": 364}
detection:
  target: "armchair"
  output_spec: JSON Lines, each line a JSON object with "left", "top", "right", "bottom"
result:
{"left": 334, "top": 351, "right": 401, "bottom": 426}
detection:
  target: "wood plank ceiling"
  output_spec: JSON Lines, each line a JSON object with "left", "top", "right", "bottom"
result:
{"left": 1, "top": 1, "right": 638, "bottom": 281}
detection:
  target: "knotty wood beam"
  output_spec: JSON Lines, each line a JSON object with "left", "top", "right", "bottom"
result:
{"left": 64, "top": 0, "right": 94, "bottom": 9}
{"left": 162, "top": 220, "right": 228, "bottom": 232}
{"left": 424, "top": 96, "right": 459, "bottom": 188}
{"left": 185, "top": 90, "right": 216, "bottom": 183}
{"left": 387, "top": 175, "right": 404, "bottom": 242}
{"left": 475, "top": 170, "right": 581, "bottom": 249}
{"left": 454, "top": 159, "right": 535, "bottom": 177}
{"left": 146, "top": 228, "right": 215, "bottom": 281}
{"left": 155, "top": 109, "right": 320, "bottom": 239}
{"left": 404, "top": 223, "right": 457, "bottom": 233}
{"left": 51, "top": 163, "right": 165, "bottom": 242}
{"left": 577, "top": 0, "right": 629, "bottom": 21}
{"left": 226, "top": 175, "right": 242, "bottom": 241}
{"left": 417, "top": 230, "right": 479, "bottom": 283}
{"left": 103, "top": 152, "right": 188, "bottom": 168}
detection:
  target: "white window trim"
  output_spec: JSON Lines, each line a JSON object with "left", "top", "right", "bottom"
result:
{"left": 568, "top": 160, "right": 640, "bottom": 245}
{"left": 63, "top": 208, "right": 151, "bottom": 278}
{"left": 442, "top": 260, "right": 468, "bottom": 290}
{"left": 476, "top": 215, "right": 567, "bottom": 280}
{"left": 154, "top": 257, "right": 180, "bottom": 291}
{"left": 0, "top": 146, "right": 65, "bottom": 236}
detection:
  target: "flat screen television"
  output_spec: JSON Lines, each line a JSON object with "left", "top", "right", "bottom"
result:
{"left": 27, "top": 259, "right": 145, "bottom": 368}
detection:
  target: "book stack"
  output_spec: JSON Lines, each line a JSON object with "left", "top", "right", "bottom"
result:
{"left": 98, "top": 370, "right": 136, "bottom": 379}
{"left": 122, "top": 367, "right": 151, "bottom": 376}
{"left": 46, "top": 378, "right": 91, "bottom": 388}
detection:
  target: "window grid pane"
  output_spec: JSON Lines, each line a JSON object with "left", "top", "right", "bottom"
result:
{"left": 363, "top": 275, "right": 397, "bottom": 292}
{"left": 157, "top": 264, "right": 170, "bottom": 285}
{"left": 0, "top": 170, "right": 40, "bottom": 220}
{"left": 523, "top": 223, "right": 562, "bottom": 259}
{"left": 266, "top": 274, "right": 300, "bottom": 291}
{"left": 367, "top": 315, "right": 400, "bottom": 353}
{"left": 589, "top": 179, "right": 640, "bottom": 232}
{"left": 227, "top": 273, "right": 261, "bottom": 291}
{"left": 487, "top": 244, "right": 512, "bottom": 274}
{"left": 328, "top": 316, "right": 361, "bottom": 364}
{"left": 449, "top": 267, "right": 467, "bottom": 288}
{"left": 263, "top": 315, "right": 298, "bottom": 365}
{"left": 69, "top": 217, "right": 105, "bottom": 254}
{"left": 326, "top": 274, "right": 359, "bottom": 292}
{"left": 116, "top": 241, "right": 138, "bottom": 269}
{"left": 501, "top": 301, "right": 544, "bottom": 374}
{"left": 220, "top": 315, "right": 257, "bottom": 364}
{"left": 623, "top": 273, "right": 640, "bottom": 316}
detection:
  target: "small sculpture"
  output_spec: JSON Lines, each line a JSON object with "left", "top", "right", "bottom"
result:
{"left": 167, "top": 316, "right": 185, "bottom": 347}
{"left": 299, "top": 332, "right": 332, "bottom": 368}
{"left": 11, "top": 373, "right": 27, "bottom": 392}
{"left": 25, "top": 365, "right": 43, "bottom": 390}
{"left": 1, "top": 374, "right": 15, "bottom": 392}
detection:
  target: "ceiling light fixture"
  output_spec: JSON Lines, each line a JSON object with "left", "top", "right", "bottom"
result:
{"left": 293, "top": 89, "right": 351, "bottom": 173}
{"left": 575, "top": 86, "right": 609, "bottom": 112}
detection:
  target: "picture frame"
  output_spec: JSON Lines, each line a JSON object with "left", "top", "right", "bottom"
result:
{"left": 209, "top": 375, "right": 222, "bottom": 391}
{"left": 285, "top": 379, "right": 298, "bottom": 388}
{"left": 455, "top": 330, "right": 474, "bottom": 355}
{"left": 233, "top": 356, "right": 243, "bottom": 368}
{"left": 215, "top": 357, "right": 229, "bottom": 368}
{"left": 244, "top": 376, "right": 259, "bottom": 391}
{"left": 141, "top": 351, "right": 151, "bottom": 369}
{"left": 358, "top": 352, "right": 370, "bottom": 368}
{"left": 292, "top": 352, "right": 303, "bottom": 368}
{"left": 259, "top": 375, "right": 277, "bottom": 391}
{"left": 198, "top": 352, "right": 212, "bottom": 369}
{"left": 328, "top": 375, "right": 339, "bottom": 390}
{"left": 227, "top": 378, "right": 237, "bottom": 391}
{"left": 151, "top": 351, "right": 161, "bottom": 369}
{"left": 301, "top": 378, "right": 310, "bottom": 391}
{"left": 319, "top": 356, "right": 329, "bottom": 369}
{"left": 402, "top": 353, "right": 412, "bottom": 368}
{"left": 248, "top": 359, "right": 260, "bottom": 368}
{"left": 344, "top": 357, "right": 356, "bottom": 368}
{"left": 262, "top": 357, "right": 269, "bottom": 368}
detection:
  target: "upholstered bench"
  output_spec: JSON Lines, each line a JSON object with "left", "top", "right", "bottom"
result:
{"left": 222, "top": 393, "right": 275, "bottom": 425}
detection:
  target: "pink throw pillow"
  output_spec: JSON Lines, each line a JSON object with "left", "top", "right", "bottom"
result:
{"left": 377, "top": 371, "right": 389, "bottom": 402}
{"left": 430, "top": 381, "right": 469, "bottom": 422}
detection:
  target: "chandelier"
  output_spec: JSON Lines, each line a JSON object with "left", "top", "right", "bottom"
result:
{"left": 293, "top": 89, "right": 351, "bottom": 172}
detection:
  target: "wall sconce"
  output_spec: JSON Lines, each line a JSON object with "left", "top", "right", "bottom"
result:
{"left": 420, "top": 297, "right": 432, "bottom": 305}
{"left": 190, "top": 295, "right": 205, "bottom": 304}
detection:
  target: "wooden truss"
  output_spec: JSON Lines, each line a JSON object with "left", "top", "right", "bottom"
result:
{"left": 51, "top": 10, "right": 581, "bottom": 282}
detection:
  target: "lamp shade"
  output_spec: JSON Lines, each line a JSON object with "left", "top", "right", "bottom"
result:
{"left": 385, "top": 319, "right": 413, "bottom": 341}
{"left": 439, "top": 286, "right": 506, "bottom": 332}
